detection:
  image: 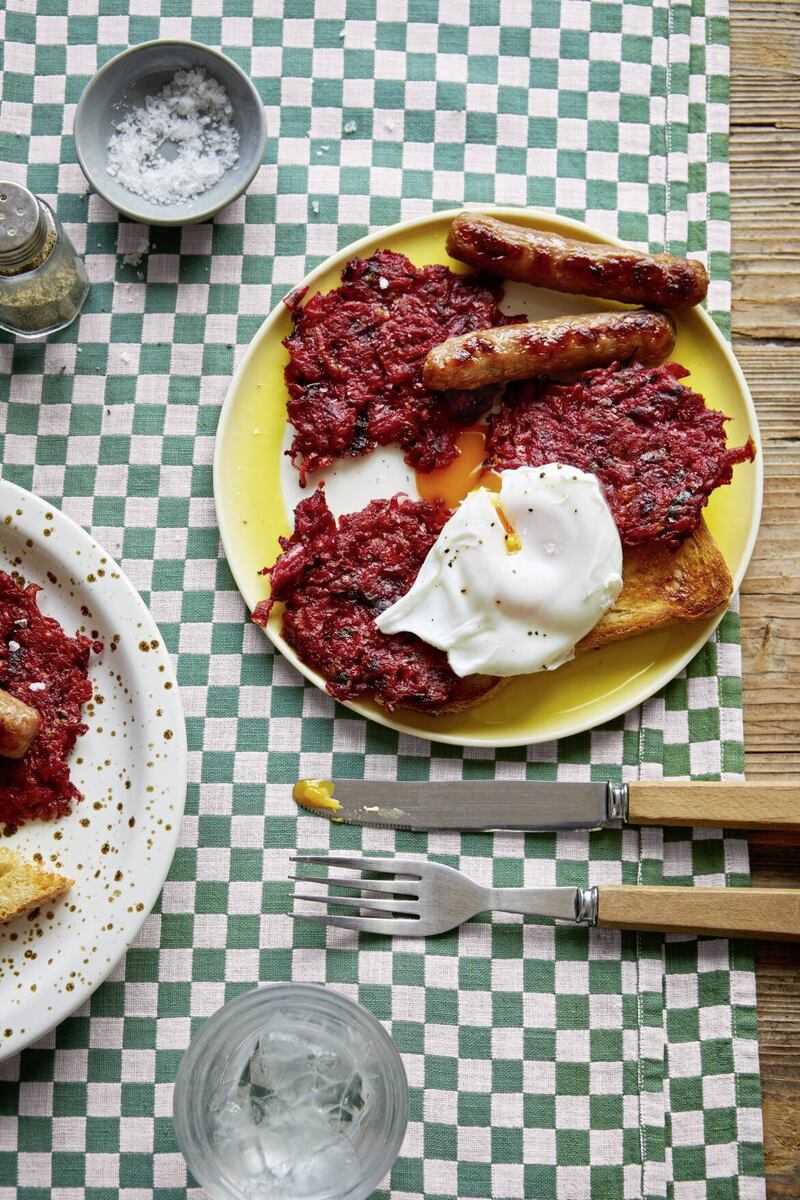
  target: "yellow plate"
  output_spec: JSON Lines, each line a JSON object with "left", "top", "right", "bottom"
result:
{"left": 213, "top": 208, "right": 762, "bottom": 748}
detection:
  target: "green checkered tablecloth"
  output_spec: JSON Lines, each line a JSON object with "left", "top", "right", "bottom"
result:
{"left": 0, "top": 2, "right": 765, "bottom": 1198}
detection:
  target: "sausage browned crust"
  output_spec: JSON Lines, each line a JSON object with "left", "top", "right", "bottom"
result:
{"left": 423, "top": 309, "right": 676, "bottom": 391}
{"left": 447, "top": 213, "right": 708, "bottom": 310}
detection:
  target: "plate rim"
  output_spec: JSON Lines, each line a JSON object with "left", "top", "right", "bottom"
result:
{"left": 0, "top": 477, "right": 188, "bottom": 1061}
{"left": 213, "top": 205, "right": 764, "bottom": 748}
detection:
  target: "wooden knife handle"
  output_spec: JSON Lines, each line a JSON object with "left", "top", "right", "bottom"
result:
{"left": 596, "top": 885, "right": 800, "bottom": 941}
{"left": 626, "top": 779, "right": 800, "bottom": 831}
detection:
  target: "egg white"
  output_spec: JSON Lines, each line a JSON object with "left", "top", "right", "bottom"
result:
{"left": 376, "top": 464, "right": 623, "bottom": 677}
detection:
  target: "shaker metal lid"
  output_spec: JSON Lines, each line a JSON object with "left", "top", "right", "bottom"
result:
{"left": 0, "top": 182, "right": 48, "bottom": 270}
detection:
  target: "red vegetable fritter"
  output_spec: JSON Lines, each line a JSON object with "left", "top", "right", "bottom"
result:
{"left": 253, "top": 489, "right": 472, "bottom": 712}
{"left": 283, "top": 249, "right": 522, "bottom": 485}
{"left": 486, "top": 361, "right": 755, "bottom": 548}
{"left": 0, "top": 572, "right": 99, "bottom": 829}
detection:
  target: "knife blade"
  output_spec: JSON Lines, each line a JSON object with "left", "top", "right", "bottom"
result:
{"left": 292, "top": 778, "right": 625, "bottom": 832}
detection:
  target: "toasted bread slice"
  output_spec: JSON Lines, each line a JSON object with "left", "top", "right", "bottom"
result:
{"left": 578, "top": 517, "right": 731, "bottom": 652}
{"left": 0, "top": 846, "right": 73, "bottom": 925}
{"left": 415, "top": 517, "right": 731, "bottom": 715}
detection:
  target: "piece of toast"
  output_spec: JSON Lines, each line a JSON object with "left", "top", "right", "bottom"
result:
{"left": 578, "top": 517, "right": 731, "bottom": 652}
{"left": 0, "top": 846, "right": 73, "bottom": 925}
{"left": 413, "top": 517, "right": 731, "bottom": 715}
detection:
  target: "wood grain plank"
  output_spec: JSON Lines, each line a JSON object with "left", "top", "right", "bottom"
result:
{"left": 729, "top": 0, "right": 800, "bottom": 345}
{"left": 731, "top": 2, "right": 800, "bottom": 1194}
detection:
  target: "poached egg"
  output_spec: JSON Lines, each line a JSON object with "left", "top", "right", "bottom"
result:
{"left": 375, "top": 464, "right": 623, "bottom": 677}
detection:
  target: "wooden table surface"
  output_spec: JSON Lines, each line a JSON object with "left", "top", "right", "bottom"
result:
{"left": 731, "top": 2, "right": 800, "bottom": 1194}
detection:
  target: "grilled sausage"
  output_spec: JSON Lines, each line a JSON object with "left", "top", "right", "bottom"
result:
{"left": 423, "top": 309, "right": 677, "bottom": 391}
{"left": 447, "top": 213, "right": 708, "bottom": 310}
{"left": 0, "top": 688, "right": 41, "bottom": 759}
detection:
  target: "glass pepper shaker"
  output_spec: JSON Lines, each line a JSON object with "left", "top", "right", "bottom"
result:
{"left": 0, "top": 181, "right": 89, "bottom": 339}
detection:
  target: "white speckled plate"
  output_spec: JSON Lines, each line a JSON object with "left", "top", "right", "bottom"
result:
{"left": 0, "top": 478, "right": 186, "bottom": 1062}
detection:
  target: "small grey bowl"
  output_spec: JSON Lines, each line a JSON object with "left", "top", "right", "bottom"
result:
{"left": 74, "top": 39, "right": 267, "bottom": 226}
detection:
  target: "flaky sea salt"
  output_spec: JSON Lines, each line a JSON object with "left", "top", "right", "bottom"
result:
{"left": 107, "top": 66, "right": 240, "bottom": 206}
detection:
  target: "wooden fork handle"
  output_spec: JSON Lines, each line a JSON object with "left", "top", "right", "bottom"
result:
{"left": 596, "top": 885, "right": 800, "bottom": 941}
{"left": 627, "top": 780, "right": 800, "bottom": 831}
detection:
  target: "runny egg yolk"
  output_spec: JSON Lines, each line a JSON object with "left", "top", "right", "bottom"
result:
{"left": 414, "top": 425, "right": 513, "bottom": 548}
{"left": 292, "top": 778, "right": 340, "bottom": 812}
{"left": 415, "top": 425, "right": 496, "bottom": 509}
{"left": 491, "top": 498, "right": 522, "bottom": 554}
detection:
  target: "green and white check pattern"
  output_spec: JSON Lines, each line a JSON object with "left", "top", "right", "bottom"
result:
{"left": 0, "top": 1, "right": 764, "bottom": 1197}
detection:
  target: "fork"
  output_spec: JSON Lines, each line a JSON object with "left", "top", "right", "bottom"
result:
{"left": 290, "top": 854, "right": 800, "bottom": 940}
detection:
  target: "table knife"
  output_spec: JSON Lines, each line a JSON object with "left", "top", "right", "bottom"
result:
{"left": 292, "top": 778, "right": 800, "bottom": 833}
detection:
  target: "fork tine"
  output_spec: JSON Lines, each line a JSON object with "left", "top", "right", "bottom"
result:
{"left": 290, "top": 854, "right": 425, "bottom": 877}
{"left": 292, "top": 890, "right": 420, "bottom": 916}
{"left": 288, "top": 872, "right": 420, "bottom": 897}
{"left": 294, "top": 911, "right": 424, "bottom": 937}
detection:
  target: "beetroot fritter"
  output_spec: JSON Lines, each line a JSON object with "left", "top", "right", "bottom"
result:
{"left": 0, "top": 572, "right": 99, "bottom": 828}
{"left": 283, "top": 249, "right": 522, "bottom": 485}
{"left": 253, "top": 489, "right": 484, "bottom": 712}
{"left": 486, "top": 361, "right": 755, "bottom": 548}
